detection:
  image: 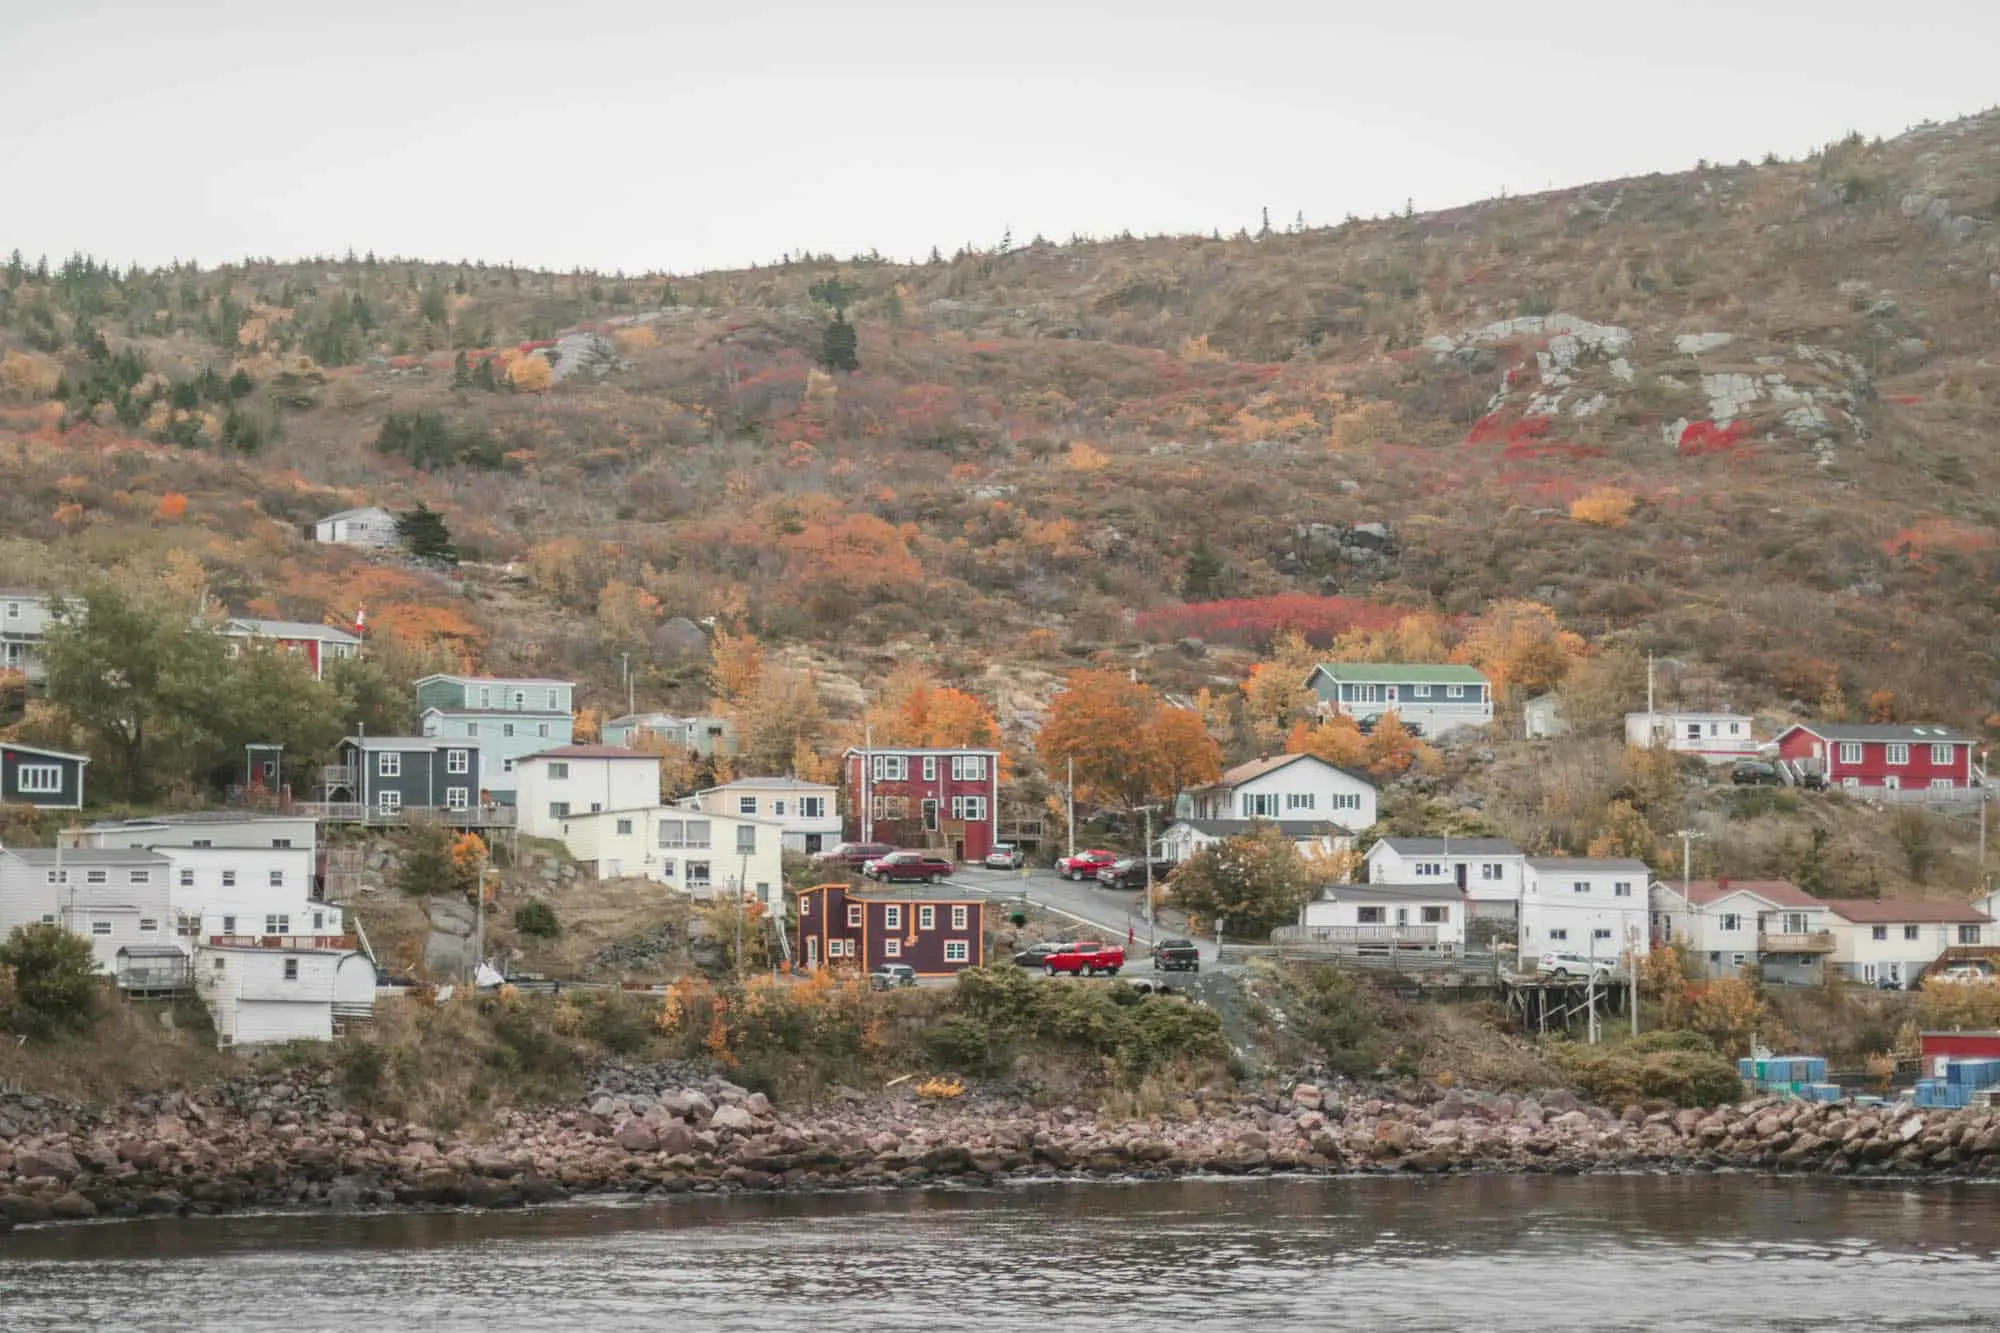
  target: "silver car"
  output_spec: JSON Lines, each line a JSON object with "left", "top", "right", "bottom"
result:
{"left": 984, "top": 842, "right": 1025, "bottom": 869}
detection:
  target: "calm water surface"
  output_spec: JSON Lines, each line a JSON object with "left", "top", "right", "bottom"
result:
{"left": 3, "top": 1176, "right": 1999, "bottom": 1331}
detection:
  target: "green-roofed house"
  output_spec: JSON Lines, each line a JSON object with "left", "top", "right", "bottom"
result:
{"left": 1304, "top": 663, "right": 1493, "bottom": 734}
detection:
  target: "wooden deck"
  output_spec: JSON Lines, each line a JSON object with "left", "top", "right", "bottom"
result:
{"left": 295, "top": 802, "right": 516, "bottom": 829}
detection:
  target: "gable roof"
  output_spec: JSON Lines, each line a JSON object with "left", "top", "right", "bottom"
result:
{"left": 420, "top": 706, "right": 570, "bottom": 719}
{"left": 225, "top": 617, "right": 362, "bottom": 645}
{"left": 1823, "top": 899, "right": 1993, "bottom": 925}
{"left": 1318, "top": 881, "right": 1465, "bottom": 903}
{"left": 344, "top": 735, "right": 475, "bottom": 752}
{"left": 1, "top": 847, "right": 169, "bottom": 866}
{"left": 1778, "top": 722, "right": 1969, "bottom": 744}
{"left": 416, "top": 674, "right": 576, "bottom": 689}
{"left": 1525, "top": 856, "right": 1650, "bottom": 873}
{"left": 1670, "top": 879, "right": 1825, "bottom": 910}
{"left": 1310, "top": 663, "right": 1490, "bottom": 685}
{"left": 1372, "top": 837, "right": 1522, "bottom": 858}
{"left": 1165, "top": 817, "right": 1356, "bottom": 839}
{"left": 839, "top": 746, "right": 1001, "bottom": 757}
{"left": 703, "top": 776, "right": 835, "bottom": 792}
{"left": 0, "top": 741, "right": 90, "bottom": 765}
{"left": 516, "top": 745, "right": 659, "bottom": 763}
{"left": 319, "top": 506, "right": 393, "bottom": 522}
{"left": 1190, "top": 752, "right": 1374, "bottom": 793}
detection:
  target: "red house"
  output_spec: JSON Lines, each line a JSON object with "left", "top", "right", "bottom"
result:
{"left": 1775, "top": 723, "right": 1978, "bottom": 791}
{"left": 841, "top": 746, "right": 1001, "bottom": 862}
{"left": 796, "top": 882, "right": 986, "bottom": 976}
{"left": 222, "top": 618, "right": 363, "bottom": 681}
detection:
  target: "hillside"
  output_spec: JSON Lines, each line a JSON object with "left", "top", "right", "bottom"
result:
{"left": 2, "top": 112, "right": 1999, "bottom": 835}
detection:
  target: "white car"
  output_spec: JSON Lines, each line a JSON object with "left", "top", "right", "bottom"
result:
{"left": 984, "top": 842, "right": 1025, "bottom": 869}
{"left": 1537, "top": 952, "right": 1616, "bottom": 980}
{"left": 1934, "top": 964, "right": 1995, "bottom": 985}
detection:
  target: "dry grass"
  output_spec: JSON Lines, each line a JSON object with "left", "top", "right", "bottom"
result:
{"left": 0, "top": 993, "right": 237, "bottom": 1103}
{"left": 491, "top": 877, "right": 695, "bottom": 979}
{"left": 1415, "top": 1002, "right": 1568, "bottom": 1092}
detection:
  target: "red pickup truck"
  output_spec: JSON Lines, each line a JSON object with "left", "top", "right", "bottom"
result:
{"left": 1057, "top": 849, "right": 1119, "bottom": 881}
{"left": 1041, "top": 941, "right": 1125, "bottom": 977}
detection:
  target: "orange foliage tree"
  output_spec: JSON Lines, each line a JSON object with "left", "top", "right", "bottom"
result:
{"left": 780, "top": 513, "right": 922, "bottom": 597}
{"left": 156, "top": 492, "right": 188, "bottom": 520}
{"left": 709, "top": 628, "right": 764, "bottom": 706}
{"left": 1036, "top": 669, "right": 1221, "bottom": 813}
{"left": 865, "top": 665, "right": 1000, "bottom": 749}
{"left": 1453, "top": 600, "right": 1584, "bottom": 700}
{"left": 1286, "top": 715, "right": 1370, "bottom": 771}
{"left": 1242, "top": 631, "right": 1322, "bottom": 746}
{"left": 1570, "top": 486, "right": 1636, "bottom": 527}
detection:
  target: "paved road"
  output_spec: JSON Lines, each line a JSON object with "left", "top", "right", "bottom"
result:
{"left": 947, "top": 865, "right": 1225, "bottom": 967}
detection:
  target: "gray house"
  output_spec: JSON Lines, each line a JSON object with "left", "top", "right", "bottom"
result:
{"left": 0, "top": 846, "right": 175, "bottom": 972}
{"left": 1, "top": 740, "right": 89, "bottom": 810}
{"left": 1, "top": 588, "right": 54, "bottom": 684}
{"left": 326, "top": 735, "right": 483, "bottom": 822}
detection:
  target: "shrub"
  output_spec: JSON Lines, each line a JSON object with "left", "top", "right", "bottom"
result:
{"left": 1269, "top": 963, "right": 1403, "bottom": 1077}
{"left": 1552, "top": 1037, "right": 1744, "bottom": 1108}
{"left": 0, "top": 923, "right": 99, "bottom": 1040}
{"left": 514, "top": 899, "right": 561, "bottom": 938}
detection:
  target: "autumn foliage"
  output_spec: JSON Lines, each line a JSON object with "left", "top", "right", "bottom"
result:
{"left": 1136, "top": 594, "right": 1409, "bottom": 649}
{"left": 1036, "top": 669, "right": 1221, "bottom": 812}
{"left": 865, "top": 666, "right": 1000, "bottom": 750}
{"left": 1569, "top": 486, "right": 1636, "bottom": 527}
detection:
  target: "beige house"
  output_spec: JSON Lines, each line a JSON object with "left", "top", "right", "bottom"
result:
{"left": 558, "top": 805, "right": 786, "bottom": 913}
{"left": 685, "top": 776, "right": 839, "bottom": 853}
{"left": 1822, "top": 899, "right": 1992, "bottom": 989}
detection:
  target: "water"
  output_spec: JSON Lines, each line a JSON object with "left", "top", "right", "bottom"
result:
{"left": 4, "top": 1176, "right": 2000, "bottom": 1331}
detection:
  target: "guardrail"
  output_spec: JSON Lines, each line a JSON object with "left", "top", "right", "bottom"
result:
{"left": 1274, "top": 924, "right": 1445, "bottom": 947}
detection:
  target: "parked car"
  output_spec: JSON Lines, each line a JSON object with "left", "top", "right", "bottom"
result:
{"left": 1057, "top": 849, "right": 1119, "bottom": 881}
{"left": 1096, "top": 857, "right": 1178, "bottom": 890}
{"left": 862, "top": 851, "right": 956, "bottom": 884}
{"left": 1732, "top": 761, "right": 1782, "bottom": 787}
{"left": 868, "top": 963, "right": 917, "bottom": 990}
{"left": 984, "top": 842, "right": 1026, "bottom": 870}
{"left": 1012, "top": 941, "right": 1067, "bottom": 968}
{"left": 1152, "top": 938, "right": 1201, "bottom": 972}
{"left": 813, "top": 841, "right": 895, "bottom": 871}
{"left": 1042, "top": 940, "right": 1125, "bottom": 976}
{"left": 1537, "top": 952, "right": 1616, "bottom": 980}
{"left": 1934, "top": 964, "right": 1996, "bottom": 985}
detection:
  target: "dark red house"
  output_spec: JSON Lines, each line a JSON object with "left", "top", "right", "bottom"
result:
{"left": 1774, "top": 723, "right": 1978, "bottom": 791}
{"left": 222, "top": 618, "right": 363, "bottom": 681}
{"left": 841, "top": 746, "right": 1000, "bottom": 862}
{"left": 796, "top": 882, "right": 987, "bottom": 977}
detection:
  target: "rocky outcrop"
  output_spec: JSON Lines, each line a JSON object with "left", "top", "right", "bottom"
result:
{"left": 2, "top": 1073, "right": 1996, "bottom": 1229}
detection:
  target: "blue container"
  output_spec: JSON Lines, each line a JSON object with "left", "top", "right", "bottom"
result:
{"left": 1807, "top": 1058, "right": 1828, "bottom": 1082}
{"left": 1740, "top": 1059, "right": 1757, "bottom": 1081}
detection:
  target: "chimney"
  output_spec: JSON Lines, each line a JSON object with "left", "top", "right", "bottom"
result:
{"left": 1717, "top": 876, "right": 1729, "bottom": 892}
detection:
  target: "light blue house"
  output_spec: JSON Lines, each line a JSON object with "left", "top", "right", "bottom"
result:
{"left": 601, "top": 711, "right": 739, "bottom": 758}
{"left": 415, "top": 674, "right": 576, "bottom": 803}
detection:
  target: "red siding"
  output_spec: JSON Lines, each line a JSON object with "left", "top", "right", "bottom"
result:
{"left": 1777, "top": 727, "right": 1972, "bottom": 789}
{"left": 841, "top": 750, "right": 1000, "bottom": 860}
{"left": 798, "top": 882, "right": 985, "bottom": 977}
{"left": 1921, "top": 1032, "right": 2000, "bottom": 1062}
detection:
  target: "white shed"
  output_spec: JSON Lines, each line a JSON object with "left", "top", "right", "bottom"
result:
{"left": 196, "top": 943, "right": 374, "bottom": 1046}
{"left": 312, "top": 506, "right": 401, "bottom": 548}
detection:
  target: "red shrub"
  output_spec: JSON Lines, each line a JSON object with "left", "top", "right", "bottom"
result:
{"left": 1135, "top": 594, "right": 1409, "bottom": 648}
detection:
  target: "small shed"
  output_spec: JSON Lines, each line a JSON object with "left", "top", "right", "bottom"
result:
{"left": 1523, "top": 694, "right": 1567, "bottom": 740}
{"left": 115, "top": 944, "right": 192, "bottom": 995}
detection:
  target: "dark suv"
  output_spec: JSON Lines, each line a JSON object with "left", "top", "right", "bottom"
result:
{"left": 1732, "top": 761, "right": 1782, "bottom": 786}
{"left": 1096, "top": 857, "right": 1177, "bottom": 890}
{"left": 862, "top": 851, "right": 955, "bottom": 884}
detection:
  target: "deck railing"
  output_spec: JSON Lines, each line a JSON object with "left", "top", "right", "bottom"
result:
{"left": 206, "top": 934, "right": 358, "bottom": 951}
{"left": 1276, "top": 924, "right": 1445, "bottom": 947}
{"left": 295, "top": 802, "right": 516, "bottom": 828}
{"left": 1758, "top": 930, "right": 1838, "bottom": 953}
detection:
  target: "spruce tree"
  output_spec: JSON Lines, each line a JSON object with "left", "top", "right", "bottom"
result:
{"left": 396, "top": 502, "right": 458, "bottom": 564}
{"left": 1180, "top": 539, "right": 1224, "bottom": 599}
{"left": 820, "top": 310, "right": 859, "bottom": 372}
{"left": 452, "top": 350, "right": 471, "bottom": 388}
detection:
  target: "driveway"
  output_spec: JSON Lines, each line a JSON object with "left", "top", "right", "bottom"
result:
{"left": 948, "top": 865, "right": 1222, "bottom": 967}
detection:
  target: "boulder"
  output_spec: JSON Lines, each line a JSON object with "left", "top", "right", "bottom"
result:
{"left": 710, "top": 1105, "right": 758, "bottom": 1135}
{"left": 1291, "top": 1084, "right": 1323, "bottom": 1110}
{"left": 14, "top": 1147, "right": 81, "bottom": 1181}
{"left": 614, "top": 1120, "right": 659, "bottom": 1153}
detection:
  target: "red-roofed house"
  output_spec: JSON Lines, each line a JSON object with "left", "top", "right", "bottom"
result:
{"left": 1648, "top": 877, "right": 1838, "bottom": 982}
{"left": 1823, "top": 898, "right": 1993, "bottom": 989}
{"left": 1774, "top": 722, "right": 1978, "bottom": 793}
{"left": 221, "top": 617, "right": 362, "bottom": 681}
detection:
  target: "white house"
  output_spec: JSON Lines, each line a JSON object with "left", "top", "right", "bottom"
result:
{"left": 1183, "top": 753, "right": 1377, "bottom": 831}
{"left": 0, "top": 847, "right": 174, "bottom": 973}
{"left": 1304, "top": 663, "right": 1494, "bottom": 734}
{"left": 515, "top": 745, "right": 663, "bottom": 840}
{"left": 1363, "top": 837, "right": 1525, "bottom": 917}
{"left": 1519, "top": 857, "right": 1652, "bottom": 964}
{"left": 1523, "top": 694, "right": 1566, "bottom": 740}
{"left": 1648, "top": 878, "right": 1836, "bottom": 984}
{"left": 1624, "top": 710, "right": 1758, "bottom": 760}
{"left": 1822, "top": 899, "right": 1993, "bottom": 989}
{"left": 1298, "top": 882, "right": 1466, "bottom": 951}
{"left": 1159, "top": 818, "right": 1353, "bottom": 865}
{"left": 76, "top": 812, "right": 319, "bottom": 857}
{"left": 311, "top": 506, "right": 400, "bottom": 548}
{"left": 556, "top": 805, "right": 786, "bottom": 912}
{"left": 195, "top": 941, "right": 375, "bottom": 1046}
{"left": 70, "top": 813, "right": 331, "bottom": 945}
{"left": 686, "top": 776, "right": 840, "bottom": 853}
{"left": 0, "top": 587, "right": 54, "bottom": 683}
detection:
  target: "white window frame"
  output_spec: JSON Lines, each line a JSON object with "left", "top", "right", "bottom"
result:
{"left": 377, "top": 790, "right": 402, "bottom": 815}
{"left": 1721, "top": 913, "right": 1741, "bottom": 932}
{"left": 951, "top": 904, "right": 969, "bottom": 930}
{"left": 1837, "top": 742, "right": 1863, "bottom": 765}
{"left": 377, "top": 751, "right": 401, "bottom": 778}
{"left": 773, "top": 800, "right": 786, "bottom": 817}
{"left": 90, "top": 921, "right": 112, "bottom": 936}
{"left": 1481, "top": 863, "right": 1503, "bottom": 881}
{"left": 951, "top": 754, "right": 987, "bottom": 781}
{"left": 549, "top": 801, "right": 571, "bottom": 819}
{"left": 800, "top": 796, "right": 826, "bottom": 820}
{"left": 1931, "top": 743, "right": 1956, "bottom": 766}
{"left": 1883, "top": 776, "right": 1901, "bottom": 791}
{"left": 885, "top": 905, "right": 903, "bottom": 930}
{"left": 944, "top": 940, "right": 970, "bottom": 963}
{"left": 738, "top": 795, "right": 758, "bottom": 815}
{"left": 1243, "top": 792, "right": 1280, "bottom": 818}
{"left": 735, "top": 825, "right": 756, "bottom": 854}
{"left": 847, "top": 904, "right": 863, "bottom": 928}
{"left": 1549, "top": 928, "right": 1569, "bottom": 942}
{"left": 951, "top": 795, "right": 988, "bottom": 821}
{"left": 918, "top": 905, "right": 935, "bottom": 930}
{"left": 685, "top": 860, "right": 711, "bottom": 889}
{"left": 268, "top": 869, "right": 284, "bottom": 888}
{"left": 1614, "top": 881, "right": 1632, "bottom": 898}
{"left": 548, "top": 761, "right": 570, "bottom": 780}
{"left": 1885, "top": 743, "right": 1909, "bottom": 766}
{"left": 1412, "top": 684, "right": 1431, "bottom": 698}
{"left": 1285, "top": 792, "right": 1315, "bottom": 811}
{"left": 139, "top": 918, "right": 158, "bottom": 933}
{"left": 615, "top": 817, "right": 633, "bottom": 835}
{"left": 1931, "top": 778, "right": 1955, "bottom": 791}
{"left": 446, "top": 787, "right": 470, "bottom": 811}
{"left": 16, "top": 763, "right": 63, "bottom": 794}
{"left": 1572, "top": 881, "right": 1589, "bottom": 894}
{"left": 883, "top": 938, "right": 901, "bottom": 959}
{"left": 86, "top": 869, "right": 107, "bottom": 885}
{"left": 283, "top": 958, "right": 299, "bottom": 981}
{"left": 265, "top": 914, "right": 290, "bottom": 935}
{"left": 923, "top": 756, "right": 937, "bottom": 782}
{"left": 1446, "top": 684, "right": 1465, "bottom": 699}
{"left": 872, "top": 754, "right": 907, "bottom": 782}
{"left": 1332, "top": 792, "right": 1360, "bottom": 811}
{"left": 1593, "top": 928, "right": 1614, "bottom": 941}
{"left": 179, "top": 868, "right": 194, "bottom": 887}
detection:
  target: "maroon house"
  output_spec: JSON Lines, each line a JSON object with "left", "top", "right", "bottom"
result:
{"left": 1775, "top": 722, "right": 1978, "bottom": 791}
{"left": 841, "top": 746, "right": 1001, "bottom": 862}
{"left": 797, "top": 882, "right": 987, "bottom": 977}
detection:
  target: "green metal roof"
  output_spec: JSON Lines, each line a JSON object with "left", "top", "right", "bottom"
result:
{"left": 1311, "top": 663, "right": 1488, "bottom": 685}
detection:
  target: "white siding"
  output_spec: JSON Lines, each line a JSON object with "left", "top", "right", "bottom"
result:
{"left": 1519, "top": 862, "right": 1651, "bottom": 961}
{"left": 1364, "top": 843, "right": 1525, "bottom": 908}
{"left": 0, "top": 851, "right": 175, "bottom": 972}
{"left": 517, "top": 755, "right": 662, "bottom": 839}
{"left": 1625, "top": 712, "right": 1758, "bottom": 759}
{"left": 1190, "top": 757, "right": 1376, "bottom": 829}
{"left": 196, "top": 947, "right": 352, "bottom": 1045}
{"left": 1300, "top": 892, "right": 1466, "bottom": 947}
{"left": 689, "top": 781, "right": 841, "bottom": 851}
{"left": 563, "top": 807, "right": 786, "bottom": 912}
{"left": 159, "top": 846, "right": 333, "bottom": 940}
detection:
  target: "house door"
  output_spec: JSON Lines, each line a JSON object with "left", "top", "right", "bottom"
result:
{"left": 1395, "top": 908, "right": 1409, "bottom": 927}
{"left": 1454, "top": 864, "right": 1467, "bottom": 890}
{"left": 806, "top": 937, "right": 820, "bottom": 968}
{"left": 921, "top": 799, "right": 940, "bottom": 832}
{"left": 952, "top": 837, "right": 965, "bottom": 861}
{"left": 605, "top": 859, "right": 621, "bottom": 878}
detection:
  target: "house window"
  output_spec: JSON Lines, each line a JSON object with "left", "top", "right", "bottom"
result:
{"left": 847, "top": 904, "right": 863, "bottom": 928}
{"left": 952, "top": 905, "right": 969, "bottom": 930}
{"left": 1721, "top": 914, "right": 1740, "bottom": 931}
{"left": 1332, "top": 793, "right": 1361, "bottom": 812}
{"left": 800, "top": 896, "right": 812, "bottom": 918}
{"left": 736, "top": 825, "right": 756, "bottom": 854}
{"left": 222, "top": 915, "right": 236, "bottom": 934}
{"left": 951, "top": 796, "right": 988, "bottom": 821}
{"left": 1872, "top": 926, "right": 1888, "bottom": 941}
{"left": 1481, "top": 864, "right": 1503, "bottom": 881}
{"left": 616, "top": 818, "right": 633, "bottom": 836}
{"left": 377, "top": 791, "right": 402, "bottom": 815}
{"left": 884, "top": 938, "right": 902, "bottom": 958}
{"left": 537, "top": 723, "right": 549, "bottom": 738}
{"left": 467, "top": 724, "right": 479, "bottom": 737}
{"left": 222, "top": 870, "right": 238, "bottom": 887}
{"left": 1446, "top": 685, "right": 1465, "bottom": 699}
{"left": 1931, "top": 779, "right": 1956, "bottom": 791}
{"left": 952, "top": 755, "right": 987, "bottom": 781}
{"left": 91, "top": 921, "right": 112, "bottom": 935}
{"left": 1572, "top": 882, "right": 1589, "bottom": 894}
{"left": 503, "top": 759, "right": 514, "bottom": 773}
{"left": 885, "top": 905, "right": 903, "bottom": 930}
{"left": 1961, "top": 926, "right": 1983, "bottom": 946}
{"left": 549, "top": 802, "right": 571, "bottom": 820}
{"left": 1904, "top": 925, "right": 1920, "bottom": 941}
{"left": 871, "top": 795, "right": 910, "bottom": 821}
{"left": 446, "top": 787, "right": 469, "bottom": 811}
{"left": 1412, "top": 685, "right": 1431, "bottom": 698}
{"left": 1841, "top": 777, "right": 1858, "bottom": 789}
{"left": 1549, "top": 928, "right": 1569, "bottom": 941}
{"left": 872, "top": 755, "right": 908, "bottom": 782}
{"left": 1286, "top": 793, "right": 1315, "bottom": 811}
{"left": 800, "top": 796, "right": 826, "bottom": 820}
{"left": 40, "top": 913, "right": 55, "bottom": 924}
{"left": 1614, "top": 882, "right": 1632, "bottom": 898}
{"left": 923, "top": 756, "right": 938, "bottom": 781}
{"left": 378, "top": 752, "right": 401, "bottom": 777}
{"left": 945, "top": 940, "right": 970, "bottom": 963}
{"left": 86, "top": 869, "right": 108, "bottom": 885}
{"left": 503, "top": 723, "right": 516, "bottom": 739}
{"left": 919, "top": 905, "right": 935, "bottom": 930}
{"left": 1357, "top": 906, "right": 1386, "bottom": 924}
{"left": 685, "top": 861, "right": 711, "bottom": 888}
{"left": 547, "top": 689, "right": 560, "bottom": 709}
{"left": 16, "top": 764, "right": 62, "bottom": 794}
{"left": 268, "top": 870, "right": 284, "bottom": 888}
{"left": 283, "top": 959, "right": 299, "bottom": 981}
{"left": 139, "top": 918, "right": 158, "bottom": 933}
{"left": 1593, "top": 928, "right": 1613, "bottom": 941}
{"left": 1886, "top": 744, "right": 1909, "bottom": 766}
{"left": 1837, "top": 742, "right": 1863, "bottom": 765}
{"left": 193, "top": 839, "right": 213, "bottom": 848}
{"left": 738, "top": 795, "right": 758, "bottom": 815}
{"left": 447, "top": 749, "right": 469, "bottom": 774}
{"left": 265, "top": 914, "right": 289, "bottom": 934}
{"left": 273, "top": 839, "right": 292, "bottom": 849}
{"left": 1421, "top": 906, "right": 1447, "bottom": 924}
{"left": 773, "top": 800, "right": 787, "bottom": 817}
{"left": 179, "top": 869, "right": 194, "bottom": 887}
{"left": 1932, "top": 744, "right": 1956, "bottom": 766}
{"left": 1883, "top": 776, "right": 1901, "bottom": 791}
{"left": 549, "top": 762, "right": 570, "bottom": 780}
{"left": 513, "top": 691, "right": 526, "bottom": 709}
{"left": 1243, "top": 793, "right": 1280, "bottom": 818}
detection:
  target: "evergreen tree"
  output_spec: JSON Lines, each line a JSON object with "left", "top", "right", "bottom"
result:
{"left": 819, "top": 310, "right": 859, "bottom": 372}
{"left": 1180, "top": 539, "right": 1224, "bottom": 599}
{"left": 4, "top": 249, "right": 21, "bottom": 290}
{"left": 1259, "top": 206, "right": 1272, "bottom": 237}
{"left": 471, "top": 356, "right": 498, "bottom": 391}
{"left": 396, "top": 502, "right": 458, "bottom": 564}
{"left": 452, "top": 349, "right": 471, "bottom": 388}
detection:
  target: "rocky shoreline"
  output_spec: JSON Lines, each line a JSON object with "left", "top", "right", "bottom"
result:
{"left": 4, "top": 1067, "right": 1999, "bottom": 1229}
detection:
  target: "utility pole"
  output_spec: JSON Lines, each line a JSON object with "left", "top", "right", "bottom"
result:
{"left": 1629, "top": 922, "right": 1640, "bottom": 1037}
{"left": 1136, "top": 804, "right": 1160, "bottom": 950}
{"left": 862, "top": 723, "right": 874, "bottom": 844}
{"left": 1646, "top": 650, "right": 1656, "bottom": 720}
{"left": 472, "top": 841, "right": 487, "bottom": 984}
{"left": 621, "top": 652, "right": 634, "bottom": 717}
{"left": 1066, "top": 756, "right": 1075, "bottom": 859}
{"left": 1979, "top": 749, "right": 1989, "bottom": 874}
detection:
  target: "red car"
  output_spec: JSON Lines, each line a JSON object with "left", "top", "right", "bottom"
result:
{"left": 862, "top": 851, "right": 956, "bottom": 884}
{"left": 1057, "top": 849, "right": 1119, "bottom": 881}
{"left": 813, "top": 841, "right": 894, "bottom": 871}
{"left": 1042, "top": 941, "right": 1125, "bottom": 976}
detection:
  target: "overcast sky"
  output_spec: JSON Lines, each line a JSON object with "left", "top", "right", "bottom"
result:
{"left": 3, "top": 1, "right": 1996, "bottom": 275}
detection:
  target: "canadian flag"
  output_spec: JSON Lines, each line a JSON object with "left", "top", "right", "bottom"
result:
{"left": 353, "top": 604, "right": 367, "bottom": 633}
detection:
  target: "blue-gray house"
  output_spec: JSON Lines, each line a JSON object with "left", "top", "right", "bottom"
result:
{"left": 414, "top": 674, "right": 576, "bottom": 804}
{"left": 327, "top": 735, "right": 484, "bottom": 823}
